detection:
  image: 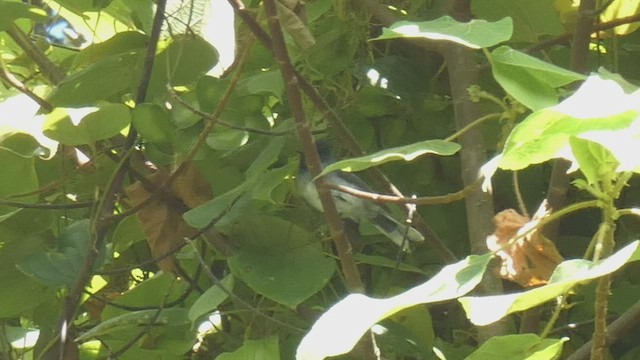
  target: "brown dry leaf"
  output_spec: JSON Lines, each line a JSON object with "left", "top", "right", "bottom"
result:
{"left": 486, "top": 201, "right": 564, "bottom": 287}
{"left": 125, "top": 163, "right": 212, "bottom": 273}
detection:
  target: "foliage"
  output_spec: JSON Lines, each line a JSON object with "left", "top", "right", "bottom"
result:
{"left": 1, "top": 0, "right": 640, "bottom": 359}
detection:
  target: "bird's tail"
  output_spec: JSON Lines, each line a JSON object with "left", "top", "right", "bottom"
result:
{"left": 370, "top": 212, "right": 424, "bottom": 250}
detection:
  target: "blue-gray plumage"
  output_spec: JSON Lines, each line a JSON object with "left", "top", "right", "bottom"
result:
{"left": 297, "top": 144, "right": 424, "bottom": 250}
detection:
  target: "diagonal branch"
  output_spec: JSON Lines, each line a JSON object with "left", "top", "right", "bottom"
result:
{"left": 262, "top": 0, "right": 364, "bottom": 293}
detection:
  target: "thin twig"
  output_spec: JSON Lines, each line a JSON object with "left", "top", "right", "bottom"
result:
{"left": 0, "top": 57, "right": 53, "bottom": 111}
{"left": 0, "top": 198, "right": 93, "bottom": 210}
{"left": 327, "top": 176, "right": 482, "bottom": 205}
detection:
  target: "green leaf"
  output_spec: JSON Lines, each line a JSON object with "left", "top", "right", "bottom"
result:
{"left": 71, "top": 31, "right": 148, "bottom": 70}
{"left": 499, "top": 75, "right": 640, "bottom": 171}
{"left": 18, "top": 220, "right": 91, "bottom": 288}
{"left": 188, "top": 275, "right": 234, "bottom": 322}
{"left": 217, "top": 337, "right": 280, "bottom": 360}
{"left": 471, "top": 0, "right": 565, "bottom": 43}
{"left": 132, "top": 103, "right": 176, "bottom": 145}
{"left": 296, "top": 253, "right": 492, "bottom": 360}
{"left": 76, "top": 308, "right": 190, "bottom": 342}
{"left": 466, "top": 334, "right": 566, "bottom": 360}
{"left": 48, "top": 50, "right": 144, "bottom": 107}
{"left": 147, "top": 35, "right": 219, "bottom": 99}
{"left": 228, "top": 216, "right": 336, "bottom": 307}
{"left": 320, "top": 140, "right": 460, "bottom": 175}
{"left": 0, "top": 2, "right": 48, "bottom": 31}
{"left": 373, "top": 16, "right": 513, "bottom": 49}
{"left": 102, "top": 274, "right": 190, "bottom": 321}
{"left": 43, "top": 104, "right": 131, "bottom": 146}
{"left": 459, "top": 240, "right": 640, "bottom": 326}
{"left": 491, "top": 46, "right": 586, "bottom": 110}
{"left": 569, "top": 137, "right": 620, "bottom": 185}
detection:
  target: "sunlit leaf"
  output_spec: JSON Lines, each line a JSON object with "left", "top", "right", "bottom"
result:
{"left": 466, "top": 334, "right": 566, "bottom": 360}
{"left": 499, "top": 75, "right": 640, "bottom": 171}
{"left": 374, "top": 16, "right": 513, "bottom": 49}
{"left": 296, "top": 254, "right": 492, "bottom": 360}
{"left": 569, "top": 137, "right": 620, "bottom": 186}
{"left": 320, "top": 140, "right": 460, "bottom": 175}
{"left": 459, "top": 241, "right": 640, "bottom": 326}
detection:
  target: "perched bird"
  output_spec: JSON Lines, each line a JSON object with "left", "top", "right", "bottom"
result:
{"left": 27, "top": 1, "right": 90, "bottom": 50}
{"left": 297, "top": 142, "right": 424, "bottom": 250}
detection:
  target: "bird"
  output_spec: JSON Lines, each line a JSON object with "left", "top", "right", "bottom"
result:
{"left": 297, "top": 142, "right": 424, "bottom": 250}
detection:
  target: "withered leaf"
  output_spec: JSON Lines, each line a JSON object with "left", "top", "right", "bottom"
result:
{"left": 125, "top": 163, "right": 211, "bottom": 273}
{"left": 486, "top": 202, "right": 564, "bottom": 287}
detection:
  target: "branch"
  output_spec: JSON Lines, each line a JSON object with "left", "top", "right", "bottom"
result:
{"left": 0, "top": 57, "right": 53, "bottom": 111}
{"left": 6, "top": 24, "right": 65, "bottom": 85}
{"left": 53, "top": 2, "right": 170, "bottom": 359}
{"left": 0, "top": 198, "right": 93, "bottom": 210}
{"left": 327, "top": 176, "right": 482, "bottom": 205}
{"left": 262, "top": 0, "right": 364, "bottom": 293}
{"left": 526, "top": 13, "right": 640, "bottom": 54}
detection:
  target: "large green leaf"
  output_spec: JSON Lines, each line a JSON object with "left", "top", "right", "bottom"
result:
{"left": 459, "top": 240, "right": 640, "bottom": 326}
{"left": 48, "top": 50, "right": 145, "bottom": 107}
{"left": 491, "top": 46, "right": 586, "bottom": 110}
{"left": 0, "top": 1, "right": 47, "bottom": 31}
{"left": 472, "top": 0, "right": 564, "bottom": 43}
{"left": 466, "top": 334, "right": 566, "bottom": 360}
{"left": 374, "top": 16, "right": 513, "bottom": 49}
{"left": 319, "top": 139, "right": 460, "bottom": 175}
{"left": 43, "top": 104, "right": 131, "bottom": 146}
{"left": 228, "top": 216, "right": 335, "bottom": 307}
{"left": 296, "top": 254, "right": 492, "bottom": 360}
{"left": 146, "top": 35, "right": 219, "bottom": 99}
{"left": 499, "top": 75, "right": 640, "bottom": 171}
